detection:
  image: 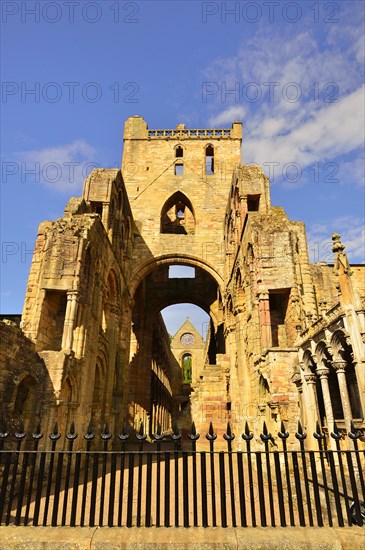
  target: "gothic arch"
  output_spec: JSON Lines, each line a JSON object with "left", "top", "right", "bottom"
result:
{"left": 174, "top": 144, "right": 184, "bottom": 157}
{"left": 330, "top": 330, "right": 363, "bottom": 419}
{"left": 302, "top": 349, "right": 316, "bottom": 373}
{"left": 181, "top": 352, "right": 192, "bottom": 384}
{"left": 102, "top": 269, "right": 120, "bottom": 331}
{"left": 130, "top": 254, "right": 224, "bottom": 297}
{"left": 205, "top": 143, "right": 215, "bottom": 175}
{"left": 91, "top": 354, "right": 107, "bottom": 430}
{"left": 160, "top": 191, "right": 195, "bottom": 235}
{"left": 315, "top": 341, "right": 331, "bottom": 367}
{"left": 330, "top": 330, "right": 348, "bottom": 361}
{"left": 13, "top": 374, "right": 39, "bottom": 431}
{"left": 234, "top": 268, "right": 245, "bottom": 311}
{"left": 81, "top": 246, "right": 94, "bottom": 306}
{"left": 315, "top": 340, "right": 343, "bottom": 420}
{"left": 225, "top": 295, "right": 235, "bottom": 332}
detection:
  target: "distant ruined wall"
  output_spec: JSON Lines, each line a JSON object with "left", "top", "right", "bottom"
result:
{"left": 0, "top": 321, "right": 53, "bottom": 434}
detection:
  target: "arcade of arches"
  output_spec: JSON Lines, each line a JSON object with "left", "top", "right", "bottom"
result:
{"left": 0, "top": 116, "right": 364, "bottom": 450}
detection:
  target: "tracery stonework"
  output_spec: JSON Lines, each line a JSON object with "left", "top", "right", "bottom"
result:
{"left": 0, "top": 116, "right": 364, "bottom": 449}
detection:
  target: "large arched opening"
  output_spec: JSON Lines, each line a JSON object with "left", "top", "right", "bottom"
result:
{"left": 127, "top": 258, "right": 226, "bottom": 436}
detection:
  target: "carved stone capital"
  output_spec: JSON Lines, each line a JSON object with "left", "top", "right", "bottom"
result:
{"left": 331, "top": 360, "right": 348, "bottom": 373}
{"left": 304, "top": 373, "right": 317, "bottom": 385}
{"left": 316, "top": 367, "right": 330, "bottom": 379}
{"left": 291, "top": 373, "right": 303, "bottom": 391}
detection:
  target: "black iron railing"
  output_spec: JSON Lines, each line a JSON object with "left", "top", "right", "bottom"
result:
{"left": 0, "top": 420, "right": 364, "bottom": 528}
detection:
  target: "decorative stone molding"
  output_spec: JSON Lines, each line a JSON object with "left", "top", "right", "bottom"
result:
{"left": 331, "top": 360, "right": 348, "bottom": 373}
{"left": 316, "top": 367, "right": 330, "bottom": 379}
{"left": 304, "top": 373, "right": 317, "bottom": 385}
{"left": 291, "top": 372, "right": 303, "bottom": 392}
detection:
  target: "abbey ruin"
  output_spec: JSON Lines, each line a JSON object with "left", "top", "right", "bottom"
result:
{"left": 1, "top": 116, "right": 364, "bottom": 450}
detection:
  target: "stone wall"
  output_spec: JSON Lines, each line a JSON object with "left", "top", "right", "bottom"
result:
{"left": 0, "top": 320, "right": 53, "bottom": 434}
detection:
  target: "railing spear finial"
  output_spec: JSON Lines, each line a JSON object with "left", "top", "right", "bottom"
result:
{"left": 136, "top": 421, "right": 147, "bottom": 441}
{"left": 15, "top": 419, "right": 26, "bottom": 441}
{"left": 313, "top": 421, "right": 324, "bottom": 440}
{"left": 50, "top": 422, "right": 61, "bottom": 441}
{"left": 188, "top": 421, "right": 200, "bottom": 441}
{"left": 330, "top": 421, "right": 342, "bottom": 441}
{"left": 348, "top": 421, "right": 360, "bottom": 440}
{"left": 295, "top": 420, "right": 306, "bottom": 440}
{"left": 224, "top": 421, "right": 235, "bottom": 441}
{"left": 84, "top": 422, "right": 95, "bottom": 441}
{"left": 172, "top": 422, "right": 181, "bottom": 441}
{"left": 32, "top": 422, "right": 43, "bottom": 440}
{"left": 118, "top": 420, "right": 130, "bottom": 441}
{"left": 242, "top": 421, "right": 253, "bottom": 441}
{"left": 101, "top": 423, "right": 112, "bottom": 441}
{"left": 66, "top": 421, "right": 78, "bottom": 441}
{"left": 206, "top": 421, "right": 217, "bottom": 441}
{"left": 260, "top": 421, "right": 272, "bottom": 443}
{"left": 278, "top": 421, "right": 289, "bottom": 439}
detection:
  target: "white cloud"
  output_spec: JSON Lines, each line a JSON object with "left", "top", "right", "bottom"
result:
{"left": 307, "top": 217, "right": 365, "bottom": 264}
{"left": 17, "top": 140, "right": 98, "bottom": 192}
{"left": 337, "top": 155, "right": 365, "bottom": 188}
{"left": 245, "top": 85, "right": 365, "bottom": 169}
{"left": 208, "top": 106, "right": 246, "bottom": 127}
{"left": 203, "top": 18, "right": 365, "bottom": 187}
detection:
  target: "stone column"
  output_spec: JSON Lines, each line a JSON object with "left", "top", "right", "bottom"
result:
{"left": 61, "top": 291, "right": 79, "bottom": 351}
{"left": 304, "top": 373, "right": 320, "bottom": 443}
{"left": 102, "top": 202, "right": 110, "bottom": 228}
{"left": 316, "top": 368, "right": 334, "bottom": 429}
{"left": 258, "top": 292, "right": 271, "bottom": 348}
{"left": 103, "top": 305, "right": 119, "bottom": 422}
{"left": 332, "top": 361, "right": 353, "bottom": 432}
{"left": 353, "top": 359, "right": 365, "bottom": 417}
{"left": 316, "top": 367, "right": 336, "bottom": 450}
{"left": 292, "top": 373, "right": 304, "bottom": 433}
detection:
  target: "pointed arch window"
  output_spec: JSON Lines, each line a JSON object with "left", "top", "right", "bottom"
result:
{"left": 182, "top": 353, "right": 192, "bottom": 384}
{"left": 161, "top": 191, "right": 195, "bottom": 235}
{"left": 205, "top": 145, "right": 214, "bottom": 175}
{"left": 174, "top": 145, "right": 184, "bottom": 174}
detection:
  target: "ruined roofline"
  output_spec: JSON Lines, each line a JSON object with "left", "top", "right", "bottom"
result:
{"left": 147, "top": 127, "right": 240, "bottom": 139}
{"left": 123, "top": 116, "right": 242, "bottom": 141}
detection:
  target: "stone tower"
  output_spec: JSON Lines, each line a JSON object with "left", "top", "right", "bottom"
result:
{"left": 0, "top": 116, "right": 363, "bottom": 449}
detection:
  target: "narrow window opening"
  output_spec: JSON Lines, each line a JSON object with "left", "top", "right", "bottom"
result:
{"left": 269, "top": 290, "right": 289, "bottom": 347}
{"left": 91, "top": 363, "right": 103, "bottom": 430}
{"left": 13, "top": 375, "right": 39, "bottom": 433}
{"left": 175, "top": 163, "right": 184, "bottom": 176}
{"left": 247, "top": 194, "right": 260, "bottom": 212}
{"left": 205, "top": 145, "right": 214, "bottom": 175}
{"left": 176, "top": 201, "right": 185, "bottom": 219}
{"left": 182, "top": 353, "right": 192, "bottom": 384}
{"left": 40, "top": 290, "right": 67, "bottom": 350}
{"left": 90, "top": 201, "right": 103, "bottom": 216}
{"left": 175, "top": 146, "right": 183, "bottom": 158}
{"left": 168, "top": 265, "right": 195, "bottom": 278}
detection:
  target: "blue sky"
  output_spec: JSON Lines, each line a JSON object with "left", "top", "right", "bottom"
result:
{"left": 1, "top": 0, "right": 364, "bottom": 337}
